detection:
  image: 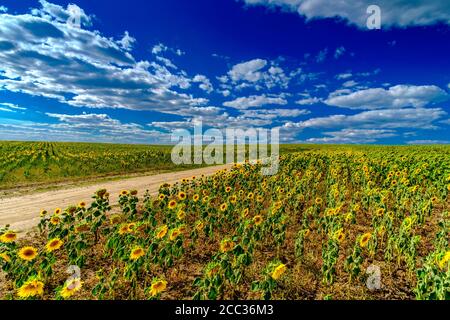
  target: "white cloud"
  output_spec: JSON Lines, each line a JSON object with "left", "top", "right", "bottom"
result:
{"left": 228, "top": 58, "right": 267, "bottom": 82}
{"left": 295, "top": 97, "right": 321, "bottom": 105}
{"left": 0, "top": 3, "right": 206, "bottom": 115}
{"left": 325, "top": 85, "right": 448, "bottom": 110}
{"left": 0, "top": 102, "right": 26, "bottom": 111}
{"left": 223, "top": 94, "right": 287, "bottom": 109}
{"left": 32, "top": 0, "right": 92, "bottom": 27}
{"left": 407, "top": 140, "right": 450, "bottom": 145}
{"left": 336, "top": 73, "right": 352, "bottom": 80}
{"left": 284, "top": 107, "right": 447, "bottom": 130}
{"left": 193, "top": 75, "right": 213, "bottom": 94}
{"left": 240, "top": 0, "right": 450, "bottom": 28}
{"left": 307, "top": 129, "right": 396, "bottom": 144}
{"left": 342, "top": 80, "right": 358, "bottom": 88}
{"left": 118, "top": 31, "right": 136, "bottom": 51}
{"left": 0, "top": 6, "right": 7, "bottom": 13}
{"left": 151, "top": 43, "right": 168, "bottom": 55}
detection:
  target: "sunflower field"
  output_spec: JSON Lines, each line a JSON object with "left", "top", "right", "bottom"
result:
{"left": 0, "top": 141, "right": 192, "bottom": 190}
{"left": 1, "top": 146, "right": 449, "bottom": 300}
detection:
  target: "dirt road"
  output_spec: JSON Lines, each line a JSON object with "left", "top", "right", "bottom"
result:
{"left": 0, "top": 164, "right": 233, "bottom": 232}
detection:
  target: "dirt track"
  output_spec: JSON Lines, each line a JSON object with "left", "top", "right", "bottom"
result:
{"left": 0, "top": 164, "right": 232, "bottom": 232}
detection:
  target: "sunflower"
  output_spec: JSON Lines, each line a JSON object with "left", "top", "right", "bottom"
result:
{"left": 376, "top": 208, "right": 385, "bottom": 216}
{"left": 78, "top": 201, "right": 86, "bottom": 208}
{"left": 0, "top": 231, "right": 17, "bottom": 243}
{"left": 229, "top": 195, "right": 237, "bottom": 204}
{"left": 220, "top": 239, "right": 234, "bottom": 253}
{"left": 359, "top": 232, "right": 372, "bottom": 248}
{"left": 156, "top": 225, "right": 168, "bottom": 239}
{"left": 242, "top": 208, "right": 249, "bottom": 218}
{"left": 39, "top": 210, "right": 47, "bottom": 217}
{"left": 271, "top": 263, "right": 287, "bottom": 280}
{"left": 169, "top": 228, "right": 181, "bottom": 241}
{"left": 334, "top": 229, "right": 346, "bottom": 243}
{"left": 225, "top": 186, "right": 232, "bottom": 193}
{"left": 178, "top": 192, "right": 187, "bottom": 201}
{"left": 193, "top": 194, "right": 200, "bottom": 202}
{"left": 256, "top": 195, "right": 264, "bottom": 203}
{"left": 120, "top": 190, "right": 129, "bottom": 196}
{"left": 46, "top": 238, "right": 63, "bottom": 253}
{"left": 130, "top": 247, "right": 145, "bottom": 260}
{"left": 253, "top": 215, "right": 263, "bottom": 226}
{"left": 0, "top": 252, "right": 11, "bottom": 263}
{"left": 168, "top": 200, "right": 177, "bottom": 209}
{"left": 177, "top": 210, "right": 185, "bottom": 220}
{"left": 60, "top": 278, "right": 83, "bottom": 299}
{"left": 18, "top": 246, "right": 38, "bottom": 261}
{"left": 130, "top": 190, "right": 138, "bottom": 196}
{"left": 220, "top": 203, "right": 228, "bottom": 212}
{"left": 438, "top": 251, "right": 450, "bottom": 269}
{"left": 391, "top": 180, "right": 397, "bottom": 186}
{"left": 118, "top": 224, "right": 129, "bottom": 235}
{"left": 315, "top": 197, "right": 323, "bottom": 205}
{"left": 158, "top": 194, "right": 165, "bottom": 200}
{"left": 54, "top": 208, "right": 62, "bottom": 215}
{"left": 431, "top": 196, "right": 438, "bottom": 205}
{"left": 149, "top": 278, "right": 167, "bottom": 297}
{"left": 195, "top": 221, "right": 204, "bottom": 232}
{"left": 247, "top": 192, "right": 254, "bottom": 200}
{"left": 17, "top": 278, "right": 44, "bottom": 298}
{"left": 50, "top": 215, "right": 60, "bottom": 225}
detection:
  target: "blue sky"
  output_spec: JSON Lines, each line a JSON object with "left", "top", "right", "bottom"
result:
{"left": 0, "top": 0, "right": 449, "bottom": 144}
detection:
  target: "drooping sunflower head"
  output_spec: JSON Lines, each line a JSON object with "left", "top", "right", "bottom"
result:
{"left": 156, "top": 225, "right": 168, "bottom": 239}
{"left": 220, "top": 239, "right": 234, "bottom": 253}
{"left": 169, "top": 228, "right": 181, "bottom": 241}
{"left": 18, "top": 246, "right": 38, "bottom": 261}
{"left": 46, "top": 238, "right": 63, "bottom": 253}
{"left": 149, "top": 278, "right": 167, "bottom": 297}
{"left": 359, "top": 232, "right": 372, "bottom": 248}
{"left": 130, "top": 247, "right": 145, "bottom": 260}
{"left": 0, "top": 231, "right": 17, "bottom": 243}
{"left": 17, "top": 278, "right": 44, "bottom": 298}
{"left": 271, "top": 263, "right": 287, "bottom": 280}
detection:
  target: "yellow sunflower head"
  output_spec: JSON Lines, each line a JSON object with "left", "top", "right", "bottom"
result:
{"left": 50, "top": 215, "right": 60, "bottom": 225}
{"left": 17, "top": 278, "right": 44, "bottom": 298}
{"left": 178, "top": 192, "right": 187, "bottom": 201}
{"left": 220, "top": 203, "right": 228, "bottom": 212}
{"left": 130, "top": 247, "right": 145, "bottom": 260}
{"left": 60, "top": 278, "right": 83, "bottom": 299}
{"left": 78, "top": 201, "right": 86, "bottom": 208}
{"left": 220, "top": 239, "right": 234, "bottom": 253}
{"left": 0, "top": 231, "right": 17, "bottom": 243}
{"left": 359, "top": 232, "right": 372, "bottom": 248}
{"left": 253, "top": 215, "right": 263, "bottom": 226}
{"left": 149, "top": 278, "right": 167, "bottom": 297}
{"left": 177, "top": 210, "right": 186, "bottom": 220}
{"left": 156, "top": 225, "right": 168, "bottom": 239}
{"left": 54, "top": 208, "right": 62, "bottom": 215}
{"left": 193, "top": 194, "right": 200, "bottom": 202}
{"left": 168, "top": 200, "right": 177, "bottom": 210}
{"left": 18, "top": 246, "right": 38, "bottom": 262}
{"left": 169, "top": 228, "right": 181, "bottom": 241}
{"left": 46, "top": 238, "right": 63, "bottom": 253}
{"left": 271, "top": 263, "right": 287, "bottom": 280}
{"left": 120, "top": 190, "right": 129, "bottom": 196}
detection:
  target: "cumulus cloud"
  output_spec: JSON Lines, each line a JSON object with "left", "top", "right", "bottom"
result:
{"left": 223, "top": 94, "right": 288, "bottom": 109}
{"left": 193, "top": 75, "right": 214, "bottom": 93}
{"left": 0, "top": 6, "right": 7, "bottom": 13}
{"left": 223, "top": 58, "right": 290, "bottom": 90}
{"left": 240, "top": 0, "right": 450, "bottom": 28}
{"left": 325, "top": 85, "right": 448, "bottom": 109}
{"left": 0, "top": 2, "right": 206, "bottom": 115}
{"left": 118, "top": 31, "right": 136, "bottom": 51}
